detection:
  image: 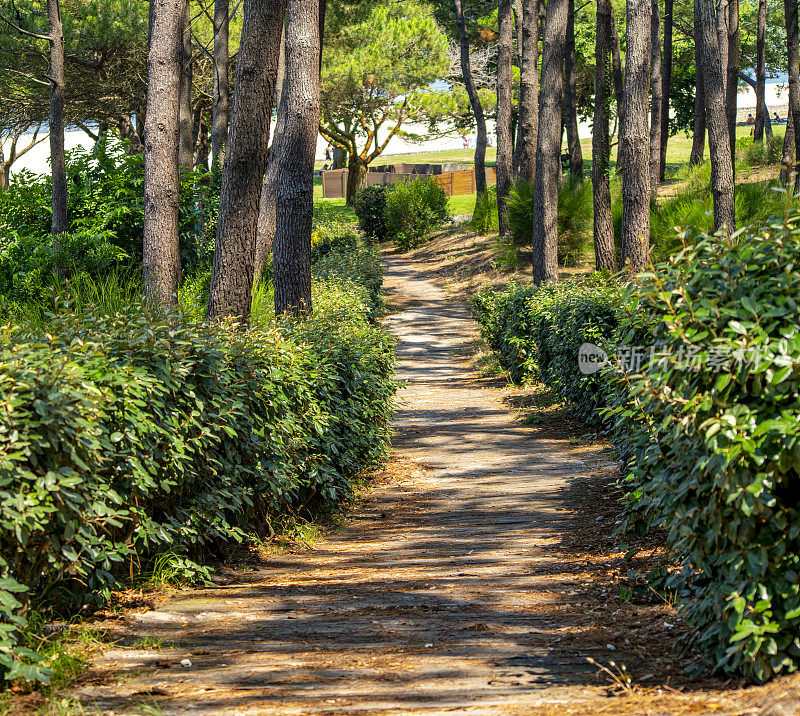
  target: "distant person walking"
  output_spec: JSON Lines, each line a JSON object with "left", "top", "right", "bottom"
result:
{"left": 325, "top": 144, "right": 332, "bottom": 160}
{"left": 462, "top": 135, "right": 469, "bottom": 150}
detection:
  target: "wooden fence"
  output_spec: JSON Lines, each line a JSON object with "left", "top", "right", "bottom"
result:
{"left": 321, "top": 165, "right": 497, "bottom": 200}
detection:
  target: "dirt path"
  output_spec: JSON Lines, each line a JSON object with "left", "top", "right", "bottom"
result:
{"left": 76, "top": 256, "right": 780, "bottom": 715}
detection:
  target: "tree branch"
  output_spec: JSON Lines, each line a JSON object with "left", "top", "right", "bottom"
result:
{"left": 0, "top": 12, "right": 50, "bottom": 40}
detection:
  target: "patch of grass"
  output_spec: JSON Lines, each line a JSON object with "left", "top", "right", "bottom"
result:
{"left": 36, "top": 695, "right": 100, "bottom": 715}
{"left": 128, "top": 636, "right": 168, "bottom": 650}
{"left": 142, "top": 551, "right": 214, "bottom": 589}
{"left": 449, "top": 192, "right": 481, "bottom": 218}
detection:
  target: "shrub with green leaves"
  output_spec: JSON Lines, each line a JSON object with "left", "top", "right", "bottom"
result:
{"left": 0, "top": 138, "right": 218, "bottom": 306}
{"left": 385, "top": 176, "right": 451, "bottom": 250}
{"left": 354, "top": 184, "right": 389, "bottom": 241}
{"left": 473, "top": 276, "right": 621, "bottom": 423}
{"left": 0, "top": 245, "right": 397, "bottom": 684}
{"left": 607, "top": 222, "right": 800, "bottom": 683}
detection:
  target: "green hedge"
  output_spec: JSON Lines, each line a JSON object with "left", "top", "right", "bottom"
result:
{"left": 609, "top": 227, "right": 800, "bottom": 683}
{"left": 0, "top": 233, "right": 397, "bottom": 685}
{"left": 473, "top": 275, "right": 621, "bottom": 424}
{"left": 473, "top": 216, "right": 800, "bottom": 682}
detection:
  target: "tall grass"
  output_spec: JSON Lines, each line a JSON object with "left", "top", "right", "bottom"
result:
{"left": 506, "top": 177, "right": 593, "bottom": 267}
{"left": 471, "top": 187, "right": 498, "bottom": 235}
{"left": 3, "top": 269, "right": 144, "bottom": 330}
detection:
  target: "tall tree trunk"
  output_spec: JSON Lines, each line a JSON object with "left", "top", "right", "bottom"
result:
{"left": 782, "top": 109, "right": 795, "bottom": 183}
{"left": 178, "top": 0, "right": 194, "bottom": 169}
{"left": 754, "top": 0, "right": 771, "bottom": 141}
{"left": 454, "top": 0, "right": 488, "bottom": 193}
{"left": 275, "top": 23, "right": 286, "bottom": 109}
{"left": 611, "top": 8, "right": 625, "bottom": 166}
{"left": 649, "top": 0, "right": 662, "bottom": 194}
{"left": 690, "top": 0, "right": 707, "bottom": 165}
{"left": 512, "top": 0, "right": 538, "bottom": 182}
{"left": 193, "top": 108, "right": 210, "bottom": 169}
{"left": 532, "top": 0, "right": 568, "bottom": 284}
{"left": 786, "top": 0, "right": 800, "bottom": 190}
{"left": 726, "top": 0, "right": 739, "bottom": 165}
{"left": 659, "top": 0, "right": 673, "bottom": 179}
{"left": 620, "top": 0, "right": 651, "bottom": 272}
{"left": 593, "top": 0, "right": 616, "bottom": 272}
{"left": 143, "top": 0, "right": 183, "bottom": 307}
{"left": 564, "top": 0, "right": 583, "bottom": 179}
{"left": 48, "top": 0, "right": 67, "bottom": 250}
{"left": 610, "top": 9, "right": 625, "bottom": 120}
{"left": 717, "top": 0, "right": 729, "bottom": 98}
{"left": 207, "top": 0, "right": 286, "bottom": 320}
{"left": 0, "top": 142, "right": 6, "bottom": 190}
{"left": 344, "top": 154, "right": 368, "bottom": 205}
{"left": 512, "top": 0, "right": 524, "bottom": 65}
{"left": 496, "top": 0, "right": 514, "bottom": 235}
{"left": 212, "top": 0, "right": 230, "bottom": 167}
{"left": 699, "top": 0, "right": 736, "bottom": 230}
{"left": 273, "top": 0, "right": 322, "bottom": 315}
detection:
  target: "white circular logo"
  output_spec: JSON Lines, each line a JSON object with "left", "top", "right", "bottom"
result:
{"left": 578, "top": 342, "right": 609, "bottom": 375}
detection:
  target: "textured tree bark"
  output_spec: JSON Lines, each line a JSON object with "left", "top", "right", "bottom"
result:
{"left": 786, "top": 0, "right": 800, "bottom": 191}
{"left": 48, "top": 0, "right": 68, "bottom": 251}
{"left": 211, "top": 0, "right": 230, "bottom": 168}
{"left": 610, "top": 9, "right": 625, "bottom": 166}
{"left": 717, "top": 0, "right": 729, "bottom": 98}
{"left": 496, "top": 0, "right": 514, "bottom": 236}
{"left": 593, "top": 0, "right": 616, "bottom": 272}
{"left": 620, "top": 0, "right": 651, "bottom": 273}
{"left": 273, "top": 0, "right": 322, "bottom": 315}
{"left": 193, "top": 108, "right": 210, "bottom": 169}
{"left": 564, "top": 0, "right": 583, "bottom": 179}
{"left": 512, "top": 0, "right": 524, "bottom": 65}
{"left": 455, "top": 0, "right": 488, "bottom": 193}
{"left": 726, "top": 0, "right": 739, "bottom": 165}
{"left": 178, "top": 0, "right": 194, "bottom": 170}
{"left": 699, "top": 0, "right": 736, "bottom": 230}
{"left": 117, "top": 115, "right": 144, "bottom": 153}
{"left": 207, "top": 0, "right": 286, "bottom": 320}
{"left": 532, "top": 0, "right": 568, "bottom": 284}
{"left": 690, "top": 0, "right": 707, "bottom": 165}
{"left": 659, "top": 0, "right": 673, "bottom": 180}
{"left": 649, "top": 0, "right": 662, "bottom": 194}
{"left": 610, "top": 9, "right": 625, "bottom": 118}
{"left": 143, "top": 0, "right": 183, "bottom": 307}
{"left": 754, "top": 0, "right": 771, "bottom": 141}
{"left": 513, "top": 0, "right": 539, "bottom": 182}
{"left": 345, "top": 154, "right": 368, "bottom": 206}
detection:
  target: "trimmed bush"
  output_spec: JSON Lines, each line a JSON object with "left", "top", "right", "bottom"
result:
{"left": 476, "top": 213, "right": 800, "bottom": 681}
{"left": 354, "top": 185, "right": 389, "bottom": 241}
{"left": 0, "top": 231, "right": 397, "bottom": 684}
{"left": 608, "top": 223, "right": 800, "bottom": 683}
{"left": 385, "top": 176, "right": 451, "bottom": 250}
{"left": 473, "top": 275, "right": 621, "bottom": 423}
